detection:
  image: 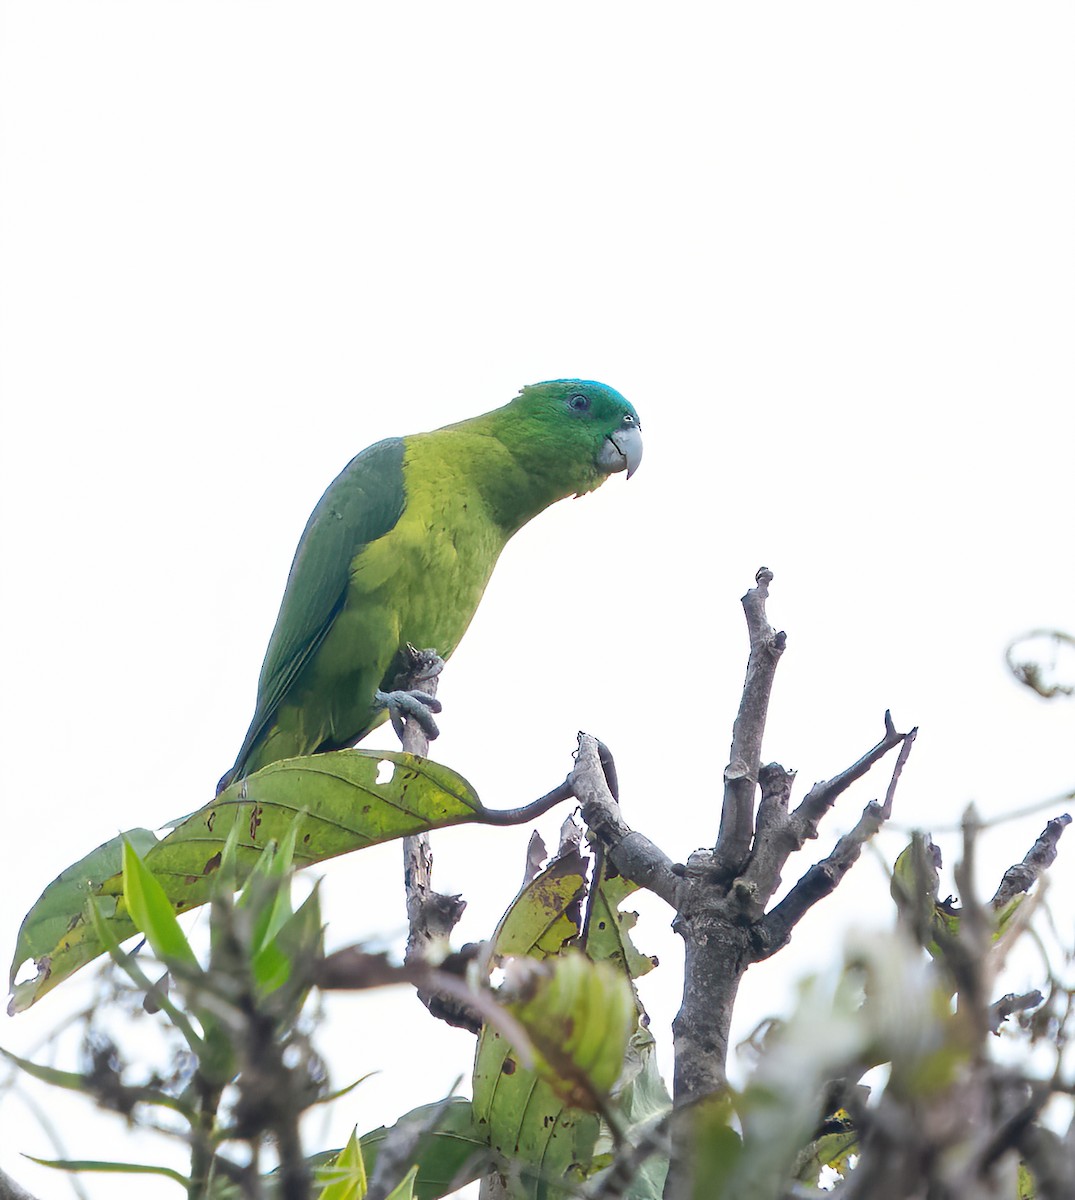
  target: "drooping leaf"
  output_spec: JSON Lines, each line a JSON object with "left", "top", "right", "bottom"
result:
{"left": 11, "top": 750, "right": 487, "bottom": 1010}
{"left": 472, "top": 848, "right": 602, "bottom": 1199}
{"left": 503, "top": 953, "right": 636, "bottom": 1110}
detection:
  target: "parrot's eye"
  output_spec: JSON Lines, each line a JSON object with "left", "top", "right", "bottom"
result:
{"left": 622, "top": 412, "right": 636, "bottom": 425}
{"left": 567, "top": 393, "right": 591, "bottom": 412}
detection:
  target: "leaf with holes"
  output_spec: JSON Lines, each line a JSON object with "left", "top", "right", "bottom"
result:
{"left": 10, "top": 750, "right": 484, "bottom": 1011}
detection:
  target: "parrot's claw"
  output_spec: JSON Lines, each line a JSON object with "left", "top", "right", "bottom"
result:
{"left": 399, "top": 644, "right": 445, "bottom": 687}
{"left": 374, "top": 688, "right": 443, "bottom": 743}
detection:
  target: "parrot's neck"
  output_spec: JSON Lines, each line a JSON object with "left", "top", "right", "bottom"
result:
{"left": 450, "top": 407, "right": 605, "bottom": 537}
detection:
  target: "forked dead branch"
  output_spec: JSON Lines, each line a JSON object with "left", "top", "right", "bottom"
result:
{"left": 568, "top": 569, "right": 917, "bottom": 1106}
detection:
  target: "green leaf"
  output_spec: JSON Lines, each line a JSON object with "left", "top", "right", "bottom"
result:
{"left": 583, "top": 855, "right": 657, "bottom": 981}
{"left": 688, "top": 1094, "right": 742, "bottom": 1200}
{"left": 11, "top": 750, "right": 485, "bottom": 1010}
{"left": 505, "top": 952, "right": 636, "bottom": 1109}
{"left": 318, "top": 1126, "right": 368, "bottom": 1200}
{"left": 122, "top": 839, "right": 199, "bottom": 970}
{"left": 357, "top": 1099, "right": 490, "bottom": 1200}
{"left": 25, "top": 1155, "right": 190, "bottom": 1186}
{"left": 589, "top": 1025, "right": 672, "bottom": 1200}
{"left": 488, "top": 845, "right": 588, "bottom": 958}
{"left": 1, "top": 1046, "right": 92, "bottom": 1093}
{"left": 796, "top": 1123, "right": 858, "bottom": 1185}
{"left": 385, "top": 1165, "right": 419, "bottom": 1200}
{"left": 254, "top": 886, "right": 323, "bottom": 1001}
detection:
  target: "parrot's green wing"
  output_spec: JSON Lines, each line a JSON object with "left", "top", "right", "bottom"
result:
{"left": 223, "top": 438, "right": 406, "bottom": 787}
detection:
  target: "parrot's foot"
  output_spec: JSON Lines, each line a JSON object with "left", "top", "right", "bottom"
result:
{"left": 375, "top": 687, "right": 443, "bottom": 743}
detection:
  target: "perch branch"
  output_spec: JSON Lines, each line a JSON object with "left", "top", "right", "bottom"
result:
{"left": 714, "top": 567, "right": 786, "bottom": 875}
{"left": 397, "top": 649, "right": 465, "bottom": 966}
{"left": 390, "top": 647, "right": 474, "bottom": 1031}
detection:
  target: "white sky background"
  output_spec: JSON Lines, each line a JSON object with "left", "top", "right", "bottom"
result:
{"left": 2, "top": 3, "right": 1075, "bottom": 1195}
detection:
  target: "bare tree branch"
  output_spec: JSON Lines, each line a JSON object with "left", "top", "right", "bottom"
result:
{"left": 787, "top": 711, "right": 907, "bottom": 840}
{"left": 570, "top": 734, "right": 681, "bottom": 908}
{"left": 714, "top": 567, "right": 786, "bottom": 876}
{"left": 396, "top": 648, "right": 466, "bottom": 969}
{"left": 991, "top": 814, "right": 1072, "bottom": 910}
{"left": 0, "top": 1168, "right": 37, "bottom": 1200}
{"left": 752, "top": 729, "right": 916, "bottom": 954}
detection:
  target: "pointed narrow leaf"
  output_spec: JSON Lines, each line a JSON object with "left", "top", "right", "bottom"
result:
{"left": 1, "top": 1046, "right": 92, "bottom": 1093}
{"left": 25, "top": 1156, "right": 190, "bottom": 1186}
{"left": 122, "top": 840, "right": 199, "bottom": 970}
{"left": 385, "top": 1165, "right": 419, "bottom": 1200}
{"left": 318, "top": 1126, "right": 368, "bottom": 1200}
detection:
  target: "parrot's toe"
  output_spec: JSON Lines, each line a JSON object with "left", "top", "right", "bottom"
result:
{"left": 398, "top": 644, "right": 445, "bottom": 688}
{"left": 374, "top": 687, "right": 443, "bottom": 742}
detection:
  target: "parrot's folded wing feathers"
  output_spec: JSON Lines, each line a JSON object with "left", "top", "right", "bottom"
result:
{"left": 226, "top": 438, "right": 407, "bottom": 782}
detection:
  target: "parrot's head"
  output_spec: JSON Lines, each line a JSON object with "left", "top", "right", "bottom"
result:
{"left": 509, "top": 379, "right": 642, "bottom": 497}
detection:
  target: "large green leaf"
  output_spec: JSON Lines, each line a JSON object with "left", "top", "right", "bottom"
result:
{"left": 11, "top": 750, "right": 484, "bottom": 1011}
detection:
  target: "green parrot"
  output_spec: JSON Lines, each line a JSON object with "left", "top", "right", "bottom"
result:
{"left": 217, "top": 379, "right": 641, "bottom": 793}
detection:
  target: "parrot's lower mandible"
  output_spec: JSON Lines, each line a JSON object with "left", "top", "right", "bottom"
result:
{"left": 217, "top": 379, "right": 642, "bottom": 793}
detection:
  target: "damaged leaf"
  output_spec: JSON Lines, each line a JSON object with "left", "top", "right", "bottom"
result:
{"left": 11, "top": 750, "right": 482, "bottom": 1011}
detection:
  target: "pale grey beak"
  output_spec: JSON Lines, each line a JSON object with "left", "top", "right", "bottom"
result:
{"left": 598, "top": 424, "right": 643, "bottom": 478}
